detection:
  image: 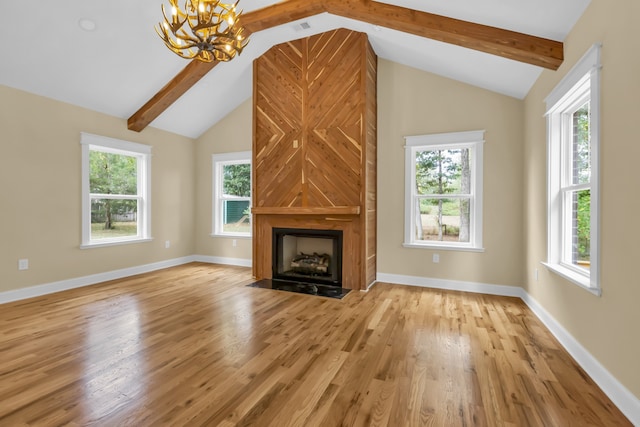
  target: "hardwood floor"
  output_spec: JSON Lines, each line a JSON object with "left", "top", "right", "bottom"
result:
{"left": 0, "top": 263, "right": 631, "bottom": 426}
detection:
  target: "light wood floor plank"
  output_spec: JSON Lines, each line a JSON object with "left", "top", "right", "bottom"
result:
{"left": 0, "top": 263, "right": 632, "bottom": 426}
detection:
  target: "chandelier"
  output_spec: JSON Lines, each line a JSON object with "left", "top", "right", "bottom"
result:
{"left": 156, "top": 0, "right": 248, "bottom": 63}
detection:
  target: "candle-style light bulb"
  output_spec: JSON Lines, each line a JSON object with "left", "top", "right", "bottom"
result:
{"left": 171, "top": 6, "right": 178, "bottom": 24}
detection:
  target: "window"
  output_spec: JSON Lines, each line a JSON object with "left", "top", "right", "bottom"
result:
{"left": 545, "top": 44, "right": 601, "bottom": 295}
{"left": 404, "top": 130, "right": 484, "bottom": 251}
{"left": 212, "top": 151, "right": 251, "bottom": 237}
{"left": 81, "top": 133, "right": 151, "bottom": 248}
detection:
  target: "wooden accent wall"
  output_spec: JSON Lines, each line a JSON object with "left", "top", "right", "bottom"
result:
{"left": 363, "top": 41, "right": 377, "bottom": 287}
{"left": 252, "top": 29, "right": 377, "bottom": 290}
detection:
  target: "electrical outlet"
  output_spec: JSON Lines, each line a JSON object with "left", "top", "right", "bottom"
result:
{"left": 535, "top": 268, "right": 539, "bottom": 281}
{"left": 432, "top": 253, "right": 440, "bottom": 263}
{"left": 18, "top": 259, "right": 29, "bottom": 270}
{"left": 165, "top": 240, "right": 171, "bottom": 249}
{"left": 232, "top": 239, "right": 237, "bottom": 247}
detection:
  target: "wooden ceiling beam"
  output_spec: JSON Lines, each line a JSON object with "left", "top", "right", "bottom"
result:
{"left": 128, "top": 0, "right": 563, "bottom": 133}
{"left": 242, "top": 0, "right": 326, "bottom": 33}
{"left": 127, "top": 59, "right": 220, "bottom": 132}
{"left": 325, "top": 0, "right": 563, "bottom": 70}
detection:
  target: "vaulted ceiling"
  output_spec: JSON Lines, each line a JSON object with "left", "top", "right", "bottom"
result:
{"left": 0, "top": 0, "right": 590, "bottom": 138}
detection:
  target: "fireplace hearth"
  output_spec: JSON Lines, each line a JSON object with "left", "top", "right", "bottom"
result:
{"left": 272, "top": 228, "right": 343, "bottom": 287}
{"left": 247, "top": 279, "right": 350, "bottom": 299}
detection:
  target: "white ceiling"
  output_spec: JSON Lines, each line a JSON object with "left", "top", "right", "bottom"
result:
{"left": 0, "top": 0, "right": 590, "bottom": 139}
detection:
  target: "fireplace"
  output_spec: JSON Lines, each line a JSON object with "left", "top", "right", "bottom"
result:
{"left": 272, "top": 228, "right": 343, "bottom": 287}
{"left": 251, "top": 29, "right": 377, "bottom": 291}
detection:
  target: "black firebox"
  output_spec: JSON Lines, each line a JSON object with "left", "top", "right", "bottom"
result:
{"left": 272, "top": 227, "right": 343, "bottom": 287}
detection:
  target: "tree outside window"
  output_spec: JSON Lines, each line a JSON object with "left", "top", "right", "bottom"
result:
{"left": 571, "top": 102, "right": 591, "bottom": 267}
{"left": 81, "top": 133, "right": 151, "bottom": 247}
{"left": 404, "top": 131, "right": 484, "bottom": 251}
{"left": 89, "top": 151, "right": 139, "bottom": 239}
{"left": 414, "top": 148, "right": 471, "bottom": 242}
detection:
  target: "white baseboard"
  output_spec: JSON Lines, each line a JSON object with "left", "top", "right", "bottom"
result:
{"left": 376, "top": 272, "right": 523, "bottom": 297}
{"left": 0, "top": 255, "right": 250, "bottom": 305}
{"left": 192, "top": 255, "right": 252, "bottom": 268}
{"left": 0, "top": 256, "right": 197, "bottom": 305}
{"left": 376, "top": 271, "right": 640, "bottom": 425}
{"left": 519, "top": 292, "right": 640, "bottom": 425}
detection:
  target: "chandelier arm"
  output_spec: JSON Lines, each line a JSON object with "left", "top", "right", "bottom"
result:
{"left": 175, "top": 28, "right": 200, "bottom": 45}
{"left": 207, "top": 32, "right": 234, "bottom": 44}
{"left": 204, "top": 27, "right": 236, "bottom": 43}
{"left": 157, "top": 27, "right": 202, "bottom": 57}
{"left": 210, "top": 42, "right": 242, "bottom": 58}
{"left": 192, "top": 20, "right": 225, "bottom": 35}
{"left": 156, "top": 22, "right": 199, "bottom": 50}
{"left": 157, "top": 27, "right": 178, "bottom": 47}
{"left": 172, "top": 38, "right": 200, "bottom": 51}
{"left": 195, "top": 1, "right": 219, "bottom": 30}
{"left": 160, "top": 3, "right": 189, "bottom": 33}
{"left": 213, "top": 50, "right": 233, "bottom": 61}
{"left": 174, "top": 49, "right": 198, "bottom": 60}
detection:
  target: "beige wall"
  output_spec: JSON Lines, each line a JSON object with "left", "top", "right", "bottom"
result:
{"left": 523, "top": 0, "right": 640, "bottom": 398}
{"left": 0, "top": 85, "right": 196, "bottom": 293}
{"left": 194, "top": 99, "right": 253, "bottom": 259}
{"left": 377, "top": 60, "right": 525, "bottom": 287}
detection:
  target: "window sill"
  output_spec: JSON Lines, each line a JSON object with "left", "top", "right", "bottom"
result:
{"left": 402, "top": 243, "right": 485, "bottom": 253}
{"left": 542, "top": 262, "right": 601, "bottom": 296}
{"left": 210, "top": 233, "right": 252, "bottom": 239}
{"left": 80, "top": 238, "right": 153, "bottom": 249}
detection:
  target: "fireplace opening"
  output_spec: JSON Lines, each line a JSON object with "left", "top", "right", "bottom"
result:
{"left": 272, "top": 228, "right": 343, "bottom": 287}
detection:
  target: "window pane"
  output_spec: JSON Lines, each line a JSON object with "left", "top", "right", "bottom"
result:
{"left": 89, "top": 151, "right": 138, "bottom": 195}
{"left": 415, "top": 197, "right": 471, "bottom": 243}
{"left": 222, "top": 164, "right": 251, "bottom": 197}
{"left": 222, "top": 200, "right": 250, "bottom": 234}
{"left": 569, "top": 189, "right": 590, "bottom": 269}
{"left": 572, "top": 101, "right": 591, "bottom": 185}
{"left": 91, "top": 199, "right": 138, "bottom": 240}
{"left": 415, "top": 149, "right": 470, "bottom": 195}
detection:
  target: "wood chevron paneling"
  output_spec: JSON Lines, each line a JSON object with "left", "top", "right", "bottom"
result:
{"left": 254, "top": 30, "right": 365, "bottom": 209}
{"left": 253, "top": 29, "right": 376, "bottom": 290}
{"left": 254, "top": 40, "right": 305, "bottom": 208}
{"left": 307, "top": 30, "right": 367, "bottom": 211}
{"left": 363, "top": 40, "right": 377, "bottom": 287}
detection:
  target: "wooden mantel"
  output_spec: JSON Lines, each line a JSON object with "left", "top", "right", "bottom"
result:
{"left": 252, "top": 29, "right": 377, "bottom": 290}
{"left": 251, "top": 207, "right": 361, "bottom": 215}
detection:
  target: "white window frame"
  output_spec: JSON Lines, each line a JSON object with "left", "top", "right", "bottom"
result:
{"left": 211, "top": 151, "right": 252, "bottom": 238}
{"left": 544, "top": 43, "right": 601, "bottom": 295}
{"left": 80, "top": 133, "right": 152, "bottom": 248}
{"left": 403, "top": 130, "right": 484, "bottom": 252}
